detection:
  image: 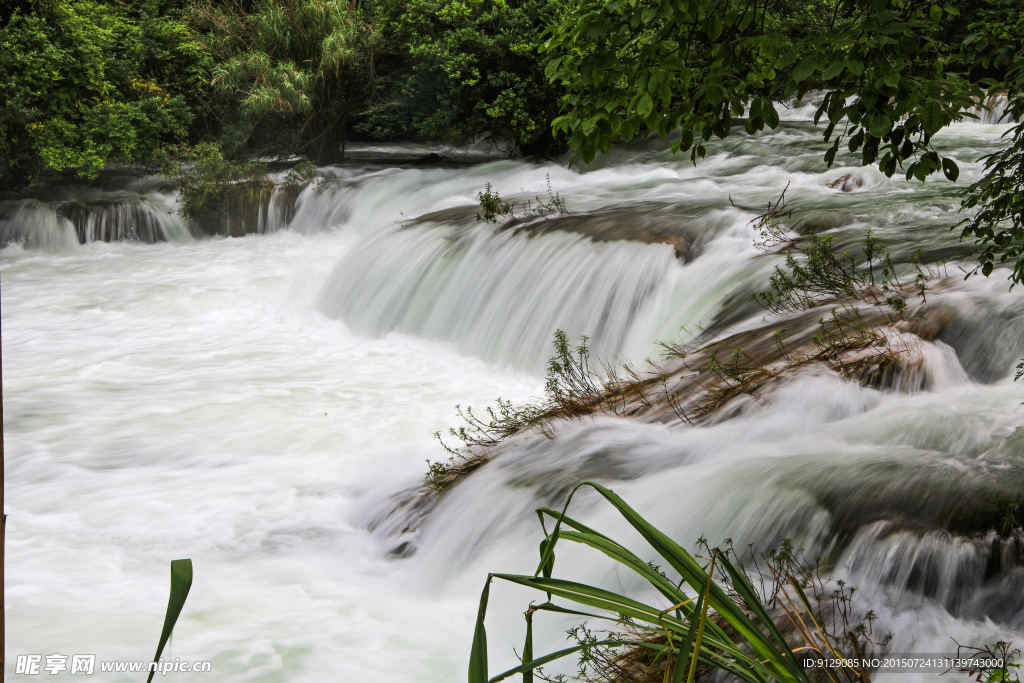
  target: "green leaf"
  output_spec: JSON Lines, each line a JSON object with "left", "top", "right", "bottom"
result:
{"left": 737, "top": 10, "right": 753, "bottom": 32}
{"left": 869, "top": 114, "right": 893, "bottom": 138}
{"left": 637, "top": 93, "right": 654, "bottom": 117}
{"left": 469, "top": 577, "right": 493, "bottom": 683}
{"left": 848, "top": 130, "right": 864, "bottom": 152}
{"left": 923, "top": 100, "right": 945, "bottom": 135}
{"left": 821, "top": 60, "right": 845, "bottom": 80}
{"left": 881, "top": 152, "right": 896, "bottom": 177}
{"left": 824, "top": 144, "right": 838, "bottom": 167}
{"left": 679, "top": 129, "right": 694, "bottom": 151}
{"left": 848, "top": 60, "right": 865, "bottom": 76}
{"left": 707, "top": 15, "right": 723, "bottom": 41}
{"left": 705, "top": 83, "right": 725, "bottom": 106}
{"left": 148, "top": 559, "right": 193, "bottom": 683}
{"left": 487, "top": 639, "right": 624, "bottom": 683}
{"left": 942, "top": 157, "right": 959, "bottom": 181}
{"left": 793, "top": 59, "right": 815, "bottom": 82}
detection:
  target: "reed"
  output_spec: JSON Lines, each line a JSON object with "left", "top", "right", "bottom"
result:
{"left": 468, "top": 482, "right": 871, "bottom": 683}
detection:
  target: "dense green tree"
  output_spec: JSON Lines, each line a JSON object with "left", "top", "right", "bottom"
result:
{"left": 360, "top": 0, "right": 574, "bottom": 155}
{"left": 541, "top": 0, "right": 1024, "bottom": 282}
{"left": 0, "top": 0, "right": 209, "bottom": 184}
{"left": 189, "top": 0, "right": 373, "bottom": 162}
{"left": 959, "top": 7, "right": 1024, "bottom": 283}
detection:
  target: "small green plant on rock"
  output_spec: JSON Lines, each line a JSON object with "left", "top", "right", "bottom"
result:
{"left": 753, "top": 230, "right": 912, "bottom": 317}
{"left": 429, "top": 330, "right": 613, "bottom": 490}
{"left": 956, "top": 641, "right": 1021, "bottom": 682}
{"left": 523, "top": 175, "right": 569, "bottom": 218}
{"left": 476, "top": 182, "right": 515, "bottom": 223}
{"left": 751, "top": 186, "right": 931, "bottom": 320}
{"left": 476, "top": 175, "right": 569, "bottom": 223}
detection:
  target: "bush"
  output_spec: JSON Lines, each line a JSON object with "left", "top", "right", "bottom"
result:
{"left": 0, "top": 0, "right": 207, "bottom": 184}
{"left": 158, "top": 142, "right": 270, "bottom": 229}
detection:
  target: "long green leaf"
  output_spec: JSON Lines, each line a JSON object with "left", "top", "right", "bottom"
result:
{"left": 469, "top": 576, "right": 493, "bottom": 683}
{"left": 564, "top": 482, "right": 810, "bottom": 682}
{"left": 686, "top": 551, "right": 717, "bottom": 683}
{"left": 495, "top": 575, "right": 681, "bottom": 627}
{"left": 522, "top": 609, "right": 533, "bottom": 683}
{"left": 488, "top": 638, "right": 627, "bottom": 683}
{"left": 147, "top": 559, "right": 193, "bottom": 683}
{"left": 536, "top": 508, "right": 758, "bottom": 658}
{"left": 491, "top": 575, "right": 771, "bottom": 678}
{"left": 720, "top": 555, "right": 805, "bottom": 672}
{"left": 547, "top": 530, "right": 761, "bottom": 668}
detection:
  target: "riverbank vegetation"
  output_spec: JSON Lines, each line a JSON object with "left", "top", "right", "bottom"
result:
{"left": 469, "top": 482, "right": 1021, "bottom": 683}
{"left": 427, "top": 192, "right": 947, "bottom": 491}
{"left": 2, "top": 0, "right": 1022, "bottom": 281}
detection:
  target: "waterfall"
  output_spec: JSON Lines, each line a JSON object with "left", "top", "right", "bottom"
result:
{"left": 0, "top": 199, "right": 80, "bottom": 251}
{"left": 59, "top": 199, "right": 189, "bottom": 243}
{"left": 317, "top": 222, "right": 685, "bottom": 370}
{"left": 968, "top": 92, "right": 1018, "bottom": 124}
{"left": 3, "top": 120, "right": 1023, "bottom": 682}
{"left": 0, "top": 190, "right": 186, "bottom": 248}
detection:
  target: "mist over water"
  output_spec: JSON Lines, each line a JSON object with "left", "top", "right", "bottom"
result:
{"left": 4, "top": 118, "right": 1024, "bottom": 681}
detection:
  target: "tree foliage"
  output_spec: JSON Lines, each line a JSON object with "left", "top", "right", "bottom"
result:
{"left": 0, "top": 0, "right": 208, "bottom": 182}
{"left": 189, "top": 0, "right": 373, "bottom": 162}
{"left": 361, "top": 0, "right": 574, "bottom": 154}
{"left": 543, "top": 0, "right": 979, "bottom": 170}
{"left": 541, "top": 0, "right": 1024, "bottom": 283}
{"left": 959, "top": 8, "right": 1024, "bottom": 283}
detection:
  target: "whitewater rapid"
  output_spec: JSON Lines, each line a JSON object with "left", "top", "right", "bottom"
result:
{"left": 4, "top": 118, "right": 1024, "bottom": 681}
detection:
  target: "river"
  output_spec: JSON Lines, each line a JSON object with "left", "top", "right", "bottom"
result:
{"left": 3, "top": 110, "right": 1023, "bottom": 681}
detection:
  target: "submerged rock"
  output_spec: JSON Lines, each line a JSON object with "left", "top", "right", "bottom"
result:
{"left": 826, "top": 174, "right": 864, "bottom": 192}
{"left": 408, "top": 202, "right": 710, "bottom": 261}
{"left": 188, "top": 182, "right": 301, "bottom": 237}
{"left": 507, "top": 205, "right": 706, "bottom": 261}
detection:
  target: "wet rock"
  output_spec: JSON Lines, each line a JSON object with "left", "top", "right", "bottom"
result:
{"left": 896, "top": 304, "right": 956, "bottom": 342}
{"left": 510, "top": 207, "right": 706, "bottom": 262}
{"left": 189, "top": 182, "right": 300, "bottom": 237}
{"left": 413, "top": 152, "right": 447, "bottom": 165}
{"left": 825, "top": 174, "right": 864, "bottom": 192}
{"left": 792, "top": 210, "right": 855, "bottom": 235}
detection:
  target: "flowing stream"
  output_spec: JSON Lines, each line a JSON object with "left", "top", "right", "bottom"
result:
{"left": 3, "top": 116, "right": 1024, "bottom": 682}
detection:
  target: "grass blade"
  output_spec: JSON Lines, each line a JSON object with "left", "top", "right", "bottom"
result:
{"left": 487, "top": 638, "right": 627, "bottom": 683}
{"left": 469, "top": 575, "right": 494, "bottom": 683}
{"left": 523, "top": 608, "right": 534, "bottom": 683}
{"left": 685, "top": 550, "right": 717, "bottom": 683}
{"left": 147, "top": 558, "right": 193, "bottom": 683}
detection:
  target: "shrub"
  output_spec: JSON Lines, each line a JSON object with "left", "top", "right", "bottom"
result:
{"left": 158, "top": 142, "right": 270, "bottom": 228}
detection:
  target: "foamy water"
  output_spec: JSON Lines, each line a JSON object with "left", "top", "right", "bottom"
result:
{"left": 4, "top": 119, "right": 1024, "bottom": 681}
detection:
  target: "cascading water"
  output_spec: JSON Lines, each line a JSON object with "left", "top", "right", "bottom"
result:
{"left": 0, "top": 174, "right": 308, "bottom": 249}
{"left": 0, "top": 177, "right": 193, "bottom": 248}
{"left": 3, "top": 117, "right": 1023, "bottom": 683}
